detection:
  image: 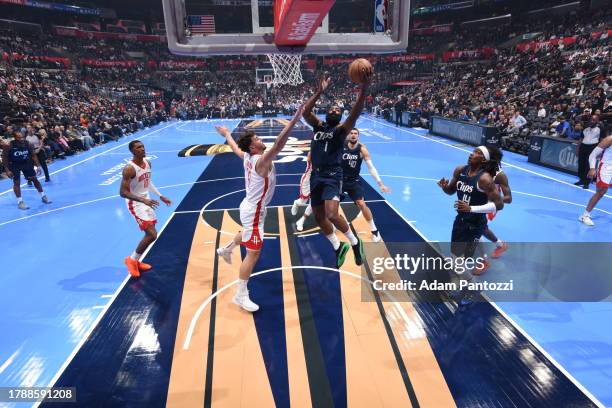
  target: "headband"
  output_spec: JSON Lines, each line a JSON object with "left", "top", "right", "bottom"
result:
{"left": 477, "top": 146, "right": 490, "bottom": 161}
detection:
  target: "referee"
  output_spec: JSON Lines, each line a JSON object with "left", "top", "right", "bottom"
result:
{"left": 576, "top": 115, "right": 601, "bottom": 189}
{"left": 2, "top": 131, "right": 51, "bottom": 209}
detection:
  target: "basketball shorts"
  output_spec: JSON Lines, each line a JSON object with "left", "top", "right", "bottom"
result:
{"left": 10, "top": 162, "right": 36, "bottom": 183}
{"left": 596, "top": 162, "right": 612, "bottom": 189}
{"left": 450, "top": 215, "right": 486, "bottom": 257}
{"left": 310, "top": 171, "right": 342, "bottom": 207}
{"left": 240, "top": 199, "right": 267, "bottom": 250}
{"left": 127, "top": 199, "right": 157, "bottom": 231}
{"left": 342, "top": 179, "right": 364, "bottom": 202}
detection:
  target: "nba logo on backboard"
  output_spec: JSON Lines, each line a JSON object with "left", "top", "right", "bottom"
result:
{"left": 374, "top": 0, "right": 388, "bottom": 32}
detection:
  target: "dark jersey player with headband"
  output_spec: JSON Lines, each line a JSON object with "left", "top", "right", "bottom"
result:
{"left": 438, "top": 145, "right": 504, "bottom": 258}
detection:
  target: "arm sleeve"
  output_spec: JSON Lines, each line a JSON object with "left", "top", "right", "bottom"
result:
{"left": 365, "top": 159, "right": 382, "bottom": 184}
{"left": 148, "top": 180, "right": 162, "bottom": 197}
{"left": 589, "top": 146, "right": 604, "bottom": 169}
{"left": 470, "top": 202, "right": 497, "bottom": 214}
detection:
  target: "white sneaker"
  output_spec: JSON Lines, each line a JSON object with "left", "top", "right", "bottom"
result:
{"left": 579, "top": 214, "right": 594, "bottom": 226}
{"left": 216, "top": 247, "right": 232, "bottom": 264}
{"left": 296, "top": 217, "right": 305, "bottom": 231}
{"left": 371, "top": 231, "right": 382, "bottom": 242}
{"left": 291, "top": 199, "right": 300, "bottom": 216}
{"left": 232, "top": 290, "right": 259, "bottom": 312}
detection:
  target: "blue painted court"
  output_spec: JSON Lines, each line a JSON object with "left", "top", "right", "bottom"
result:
{"left": 0, "top": 116, "right": 610, "bottom": 407}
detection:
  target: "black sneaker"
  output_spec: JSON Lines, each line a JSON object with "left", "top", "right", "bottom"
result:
{"left": 352, "top": 238, "right": 364, "bottom": 266}
{"left": 335, "top": 242, "right": 350, "bottom": 268}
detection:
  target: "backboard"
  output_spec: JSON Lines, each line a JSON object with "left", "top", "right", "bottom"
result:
{"left": 162, "top": 0, "right": 410, "bottom": 56}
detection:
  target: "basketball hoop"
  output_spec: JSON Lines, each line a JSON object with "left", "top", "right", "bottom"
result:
{"left": 266, "top": 53, "right": 303, "bottom": 86}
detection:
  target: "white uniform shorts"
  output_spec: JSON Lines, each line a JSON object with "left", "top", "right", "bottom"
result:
{"left": 240, "top": 199, "right": 267, "bottom": 250}
{"left": 127, "top": 199, "right": 157, "bottom": 231}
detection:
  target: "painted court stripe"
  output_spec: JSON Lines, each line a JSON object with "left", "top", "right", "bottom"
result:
{"left": 36, "top": 212, "right": 178, "bottom": 408}
{"left": 381, "top": 199, "right": 606, "bottom": 408}
{"left": 348, "top": 209, "right": 456, "bottom": 407}
{"left": 337, "top": 211, "right": 414, "bottom": 407}
{"left": 166, "top": 214, "right": 218, "bottom": 407}
{"left": 278, "top": 209, "right": 312, "bottom": 407}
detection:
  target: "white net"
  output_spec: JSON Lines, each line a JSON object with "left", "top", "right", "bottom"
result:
{"left": 266, "top": 53, "right": 304, "bottom": 86}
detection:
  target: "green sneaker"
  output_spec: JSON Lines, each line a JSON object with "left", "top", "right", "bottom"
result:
{"left": 352, "top": 238, "right": 364, "bottom": 266}
{"left": 335, "top": 242, "right": 350, "bottom": 268}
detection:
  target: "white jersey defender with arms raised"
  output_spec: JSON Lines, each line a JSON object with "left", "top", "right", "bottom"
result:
{"left": 241, "top": 152, "right": 276, "bottom": 249}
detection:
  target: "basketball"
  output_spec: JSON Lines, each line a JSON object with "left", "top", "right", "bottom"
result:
{"left": 348, "top": 58, "right": 373, "bottom": 83}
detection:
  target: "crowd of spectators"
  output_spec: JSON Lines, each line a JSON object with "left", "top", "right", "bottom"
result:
{"left": 1, "top": 4, "right": 610, "bottom": 177}
{"left": 372, "top": 17, "right": 611, "bottom": 153}
{"left": 0, "top": 68, "right": 169, "bottom": 177}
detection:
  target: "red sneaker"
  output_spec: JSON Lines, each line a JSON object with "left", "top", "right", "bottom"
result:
{"left": 138, "top": 262, "right": 152, "bottom": 272}
{"left": 124, "top": 257, "right": 141, "bottom": 278}
{"left": 491, "top": 242, "right": 509, "bottom": 259}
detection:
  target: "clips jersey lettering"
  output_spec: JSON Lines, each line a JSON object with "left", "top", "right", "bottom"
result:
{"left": 313, "top": 131, "right": 335, "bottom": 141}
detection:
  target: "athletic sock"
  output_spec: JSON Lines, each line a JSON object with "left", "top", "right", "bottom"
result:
{"left": 342, "top": 229, "right": 359, "bottom": 246}
{"left": 326, "top": 233, "right": 341, "bottom": 250}
{"left": 17, "top": 197, "right": 23, "bottom": 204}
{"left": 304, "top": 205, "right": 312, "bottom": 216}
{"left": 369, "top": 219, "right": 377, "bottom": 231}
{"left": 39, "top": 191, "right": 45, "bottom": 197}
{"left": 238, "top": 278, "right": 248, "bottom": 294}
{"left": 495, "top": 240, "right": 504, "bottom": 248}
{"left": 130, "top": 251, "right": 142, "bottom": 261}
{"left": 224, "top": 241, "right": 237, "bottom": 251}
{"left": 583, "top": 210, "right": 591, "bottom": 217}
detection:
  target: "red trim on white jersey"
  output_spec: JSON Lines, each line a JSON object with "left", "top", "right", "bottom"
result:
{"left": 242, "top": 176, "right": 269, "bottom": 250}
{"left": 596, "top": 161, "right": 611, "bottom": 189}
{"left": 299, "top": 160, "right": 312, "bottom": 199}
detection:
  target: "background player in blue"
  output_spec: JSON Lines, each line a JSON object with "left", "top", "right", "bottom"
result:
{"left": 2, "top": 130, "right": 51, "bottom": 210}
{"left": 342, "top": 128, "right": 390, "bottom": 242}
{"left": 438, "top": 146, "right": 504, "bottom": 259}
{"left": 302, "top": 68, "right": 372, "bottom": 268}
